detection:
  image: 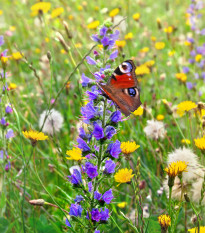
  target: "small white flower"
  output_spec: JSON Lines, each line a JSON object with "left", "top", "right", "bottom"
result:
{"left": 143, "top": 119, "right": 166, "bottom": 140}
{"left": 39, "top": 109, "right": 64, "bottom": 135}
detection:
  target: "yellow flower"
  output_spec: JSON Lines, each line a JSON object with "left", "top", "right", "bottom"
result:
{"left": 9, "top": 83, "right": 17, "bottom": 90}
{"left": 164, "top": 161, "right": 188, "bottom": 178}
{"left": 114, "top": 168, "right": 134, "bottom": 186}
{"left": 155, "top": 42, "right": 165, "bottom": 50}
{"left": 195, "top": 54, "right": 202, "bottom": 62}
{"left": 68, "top": 15, "right": 74, "bottom": 20}
{"left": 177, "top": 101, "right": 197, "bottom": 116}
{"left": 140, "top": 47, "right": 149, "bottom": 53}
{"left": 133, "top": 106, "right": 143, "bottom": 116}
{"left": 75, "top": 43, "right": 82, "bottom": 48}
{"left": 66, "top": 147, "right": 86, "bottom": 161}
{"left": 151, "top": 36, "right": 156, "bottom": 41}
{"left": 22, "top": 130, "right": 48, "bottom": 145}
{"left": 9, "top": 26, "right": 16, "bottom": 32}
{"left": 184, "top": 41, "right": 191, "bottom": 46}
{"left": 168, "top": 50, "right": 175, "bottom": 57}
{"left": 35, "top": 48, "right": 41, "bottom": 54}
{"left": 0, "top": 10, "right": 3, "bottom": 15}
{"left": 188, "top": 226, "right": 205, "bottom": 233}
{"left": 135, "top": 65, "right": 150, "bottom": 75}
{"left": 51, "top": 7, "right": 64, "bottom": 18}
{"left": 87, "top": 20, "right": 100, "bottom": 29}
{"left": 77, "top": 5, "right": 83, "bottom": 11}
{"left": 158, "top": 214, "right": 171, "bottom": 230}
{"left": 115, "top": 40, "right": 126, "bottom": 48}
{"left": 124, "top": 32, "right": 133, "bottom": 40}
{"left": 45, "top": 37, "right": 49, "bottom": 43}
{"left": 117, "top": 202, "right": 127, "bottom": 208}
{"left": 164, "top": 26, "right": 173, "bottom": 34}
{"left": 133, "top": 13, "right": 140, "bottom": 21}
{"left": 194, "top": 136, "right": 205, "bottom": 150}
{"left": 109, "top": 8, "right": 119, "bottom": 17}
{"left": 143, "top": 60, "right": 155, "bottom": 67}
{"left": 156, "top": 114, "right": 164, "bottom": 121}
{"left": 94, "top": 6, "right": 99, "bottom": 11}
{"left": 1, "top": 56, "right": 8, "bottom": 65}
{"left": 30, "top": 2, "right": 51, "bottom": 15}
{"left": 181, "top": 139, "right": 191, "bottom": 145}
{"left": 121, "top": 141, "right": 140, "bottom": 154}
{"left": 12, "top": 52, "right": 23, "bottom": 60}
{"left": 176, "top": 73, "right": 187, "bottom": 82}
{"left": 197, "top": 109, "right": 205, "bottom": 119}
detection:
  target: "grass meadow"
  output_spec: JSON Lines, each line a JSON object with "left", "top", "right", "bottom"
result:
{"left": 0, "top": 0, "right": 205, "bottom": 232}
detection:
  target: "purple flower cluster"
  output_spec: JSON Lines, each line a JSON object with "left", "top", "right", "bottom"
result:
{"left": 65, "top": 23, "right": 123, "bottom": 232}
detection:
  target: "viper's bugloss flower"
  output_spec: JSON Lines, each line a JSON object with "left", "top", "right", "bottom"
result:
{"left": 102, "top": 189, "right": 114, "bottom": 204}
{"left": 105, "top": 126, "right": 116, "bottom": 139}
{"left": 69, "top": 203, "right": 83, "bottom": 217}
{"left": 74, "top": 195, "right": 84, "bottom": 203}
{"left": 91, "top": 208, "right": 101, "bottom": 222}
{"left": 81, "top": 102, "right": 98, "bottom": 123}
{"left": 110, "top": 50, "right": 118, "bottom": 60}
{"left": 85, "top": 162, "right": 98, "bottom": 179}
{"left": 0, "top": 117, "right": 8, "bottom": 126}
{"left": 0, "top": 35, "right": 4, "bottom": 46}
{"left": 77, "top": 137, "right": 91, "bottom": 152}
{"left": 109, "top": 110, "right": 121, "bottom": 123}
{"left": 94, "top": 191, "right": 102, "bottom": 200}
{"left": 120, "top": 141, "right": 140, "bottom": 154}
{"left": 106, "top": 140, "right": 121, "bottom": 158}
{"left": 65, "top": 219, "right": 71, "bottom": 227}
{"left": 5, "top": 105, "right": 13, "bottom": 114}
{"left": 158, "top": 214, "right": 171, "bottom": 231}
{"left": 66, "top": 147, "right": 86, "bottom": 161}
{"left": 81, "top": 73, "right": 93, "bottom": 87}
{"left": 68, "top": 169, "right": 82, "bottom": 185}
{"left": 6, "top": 129, "right": 15, "bottom": 139}
{"left": 104, "top": 159, "right": 116, "bottom": 174}
{"left": 86, "top": 56, "right": 97, "bottom": 65}
{"left": 100, "top": 207, "right": 109, "bottom": 221}
{"left": 114, "top": 168, "right": 134, "bottom": 186}
{"left": 93, "top": 123, "right": 104, "bottom": 140}
{"left": 88, "top": 181, "right": 93, "bottom": 192}
{"left": 5, "top": 161, "right": 11, "bottom": 171}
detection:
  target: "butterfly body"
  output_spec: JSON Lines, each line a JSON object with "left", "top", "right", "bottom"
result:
{"left": 97, "top": 60, "right": 141, "bottom": 116}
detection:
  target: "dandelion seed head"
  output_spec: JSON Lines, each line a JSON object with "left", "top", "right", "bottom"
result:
{"left": 143, "top": 119, "right": 166, "bottom": 140}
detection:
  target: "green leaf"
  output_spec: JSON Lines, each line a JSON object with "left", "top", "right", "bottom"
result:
{"left": 0, "top": 218, "right": 9, "bottom": 233}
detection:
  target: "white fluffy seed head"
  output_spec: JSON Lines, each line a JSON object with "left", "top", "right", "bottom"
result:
{"left": 143, "top": 119, "right": 166, "bottom": 140}
{"left": 39, "top": 109, "right": 64, "bottom": 135}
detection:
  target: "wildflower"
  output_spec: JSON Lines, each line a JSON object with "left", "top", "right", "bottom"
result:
{"left": 109, "top": 8, "right": 119, "bottom": 17}
{"left": 104, "top": 159, "right": 116, "bottom": 174}
{"left": 86, "top": 56, "right": 97, "bottom": 65}
{"left": 124, "top": 32, "right": 133, "bottom": 40}
{"left": 39, "top": 109, "right": 64, "bottom": 135}
{"left": 0, "top": 10, "right": 3, "bottom": 16}
{"left": 0, "top": 35, "right": 4, "bottom": 46}
{"left": 66, "top": 148, "right": 86, "bottom": 161}
{"left": 6, "top": 129, "right": 14, "bottom": 139}
{"left": 45, "top": 37, "right": 49, "bottom": 43}
{"left": 65, "top": 219, "right": 71, "bottom": 227}
{"left": 140, "top": 47, "right": 149, "bottom": 53}
{"left": 68, "top": 169, "right": 82, "bottom": 186}
{"left": 87, "top": 21, "right": 100, "bottom": 29}
{"left": 120, "top": 141, "right": 140, "bottom": 154}
{"left": 100, "top": 207, "right": 109, "bottom": 221}
{"left": 168, "top": 50, "right": 175, "bottom": 56}
{"left": 144, "top": 119, "right": 166, "bottom": 140}
{"left": 51, "top": 7, "right": 64, "bottom": 18}
{"left": 8, "top": 83, "right": 17, "bottom": 90}
{"left": 74, "top": 195, "right": 84, "bottom": 203}
{"left": 164, "top": 161, "right": 188, "bottom": 178}
{"left": 155, "top": 42, "right": 165, "bottom": 50}
{"left": 158, "top": 214, "right": 171, "bottom": 232}
{"left": 117, "top": 202, "right": 127, "bottom": 208}
{"left": 194, "top": 136, "right": 205, "bottom": 150}
{"left": 164, "top": 26, "right": 173, "bottom": 33}
{"left": 133, "top": 13, "right": 140, "bottom": 21}
{"left": 106, "top": 140, "right": 121, "bottom": 158}
{"left": 156, "top": 114, "right": 164, "bottom": 121}
{"left": 188, "top": 227, "right": 205, "bottom": 233}
{"left": 105, "top": 126, "right": 116, "bottom": 139}
{"left": 151, "top": 36, "right": 156, "bottom": 41}
{"left": 22, "top": 129, "right": 48, "bottom": 145}
{"left": 109, "top": 111, "right": 121, "bottom": 123}
{"left": 110, "top": 50, "right": 118, "bottom": 60}
{"left": 114, "top": 168, "right": 134, "bottom": 186}
{"left": 84, "top": 162, "right": 98, "bottom": 179}
{"left": 81, "top": 73, "right": 93, "bottom": 87}
{"left": 133, "top": 106, "right": 143, "bottom": 116}
{"left": 77, "top": 138, "right": 91, "bottom": 152}
{"left": 30, "top": 2, "right": 51, "bottom": 15}
{"left": 135, "top": 65, "right": 150, "bottom": 75}
{"left": 12, "top": 52, "right": 23, "bottom": 60}
{"left": 88, "top": 181, "right": 93, "bottom": 192}
{"left": 94, "top": 191, "right": 102, "bottom": 200}
{"left": 143, "top": 60, "right": 155, "bottom": 68}
{"left": 181, "top": 139, "right": 191, "bottom": 145}
{"left": 69, "top": 203, "right": 83, "bottom": 217}
{"left": 177, "top": 101, "right": 197, "bottom": 116}
{"left": 115, "top": 40, "right": 126, "bottom": 48}
{"left": 102, "top": 189, "right": 114, "bottom": 204}
{"left": 5, "top": 105, "right": 13, "bottom": 114}
{"left": 195, "top": 54, "right": 202, "bottom": 62}
{"left": 176, "top": 73, "right": 187, "bottom": 83}
{"left": 91, "top": 209, "right": 101, "bottom": 222}
{"left": 93, "top": 123, "right": 104, "bottom": 140}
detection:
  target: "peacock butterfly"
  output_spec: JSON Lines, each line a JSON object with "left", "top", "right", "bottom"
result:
{"left": 97, "top": 60, "right": 141, "bottom": 116}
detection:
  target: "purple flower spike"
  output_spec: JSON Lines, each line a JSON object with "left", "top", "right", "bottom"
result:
{"left": 77, "top": 137, "right": 91, "bottom": 152}
{"left": 5, "top": 162, "right": 11, "bottom": 171}
{"left": 65, "top": 219, "right": 71, "bottom": 227}
{"left": 105, "top": 126, "right": 116, "bottom": 139}
{"left": 81, "top": 73, "right": 92, "bottom": 87}
{"left": 100, "top": 207, "right": 109, "bottom": 221}
{"left": 94, "top": 191, "right": 102, "bottom": 200}
{"left": 93, "top": 123, "right": 104, "bottom": 140}
{"left": 85, "top": 162, "right": 98, "bottom": 179}
{"left": 110, "top": 50, "right": 118, "bottom": 60}
{"left": 91, "top": 209, "right": 101, "bottom": 222}
{"left": 69, "top": 203, "right": 83, "bottom": 217}
{"left": 110, "top": 111, "right": 121, "bottom": 123}
{"left": 94, "top": 230, "right": 100, "bottom": 233}
{"left": 0, "top": 150, "right": 4, "bottom": 160}
{"left": 0, "top": 117, "right": 7, "bottom": 126}
{"left": 88, "top": 181, "right": 93, "bottom": 192}
{"left": 81, "top": 102, "right": 97, "bottom": 123}
{"left": 182, "top": 66, "right": 189, "bottom": 73}
{"left": 0, "top": 35, "right": 4, "bottom": 47}
{"left": 102, "top": 189, "right": 114, "bottom": 204}
{"left": 6, "top": 129, "right": 14, "bottom": 139}
{"left": 91, "top": 34, "right": 100, "bottom": 42}
{"left": 186, "top": 82, "right": 194, "bottom": 89}
{"left": 5, "top": 105, "right": 13, "bottom": 114}
{"left": 86, "top": 56, "right": 97, "bottom": 65}
{"left": 74, "top": 195, "right": 84, "bottom": 203}
{"left": 100, "top": 26, "right": 108, "bottom": 36}
{"left": 104, "top": 159, "right": 116, "bottom": 174}
{"left": 107, "top": 140, "right": 121, "bottom": 158}
{"left": 101, "top": 36, "right": 110, "bottom": 47}
{"left": 68, "top": 169, "right": 82, "bottom": 186}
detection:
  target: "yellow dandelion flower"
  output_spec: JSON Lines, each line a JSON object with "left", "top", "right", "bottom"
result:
{"left": 121, "top": 141, "right": 140, "bottom": 154}
{"left": 184, "top": 41, "right": 191, "bottom": 46}
{"left": 68, "top": 15, "right": 74, "bottom": 20}
{"left": 194, "top": 136, "right": 205, "bottom": 150}
{"left": 66, "top": 147, "right": 86, "bottom": 161}
{"left": 0, "top": 10, "right": 3, "bottom": 15}
{"left": 181, "top": 139, "right": 191, "bottom": 145}
{"left": 158, "top": 214, "right": 171, "bottom": 230}
{"left": 114, "top": 168, "right": 134, "bottom": 186}
{"left": 8, "top": 83, "right": 17, "bottom": 90}
{"left": 75, "top": 43, "right": 82, "bottom": 48}
{"left": 155, "top": 42, "right": 165, "bottom": 50}
{"left": 30, "top": 2, "right": 51, "bottom": 14}
{"left": 135, "top": 65, "right": 150, "bottom": 75}
{"left": 143, "top": 60, "right": 155, "bottom": 67}
{"left": 164, "top": 26, "right": 173, "bottom": 34}
{"left": 22, "top": 130, "right": 48, "bottom": 146}
{"left": 51, "top": 7, "right": 64, "bottom": 18}
{"left": 177, "top": 101, "right": 197, "bottom": 116}
{"left": 1, "top": 56, "right": 8, "bottom": 65}
{"left": 77, "top": 5, "right": 83, "bottom": 11}
{"left": 94, "top": 6, "right": 99, "bottom": 11}
{"left": 156, "top": 114, "right": 164, "bottom": 121}
{"left": 109, "top": 8, "right": 119, "bottom": 17}
{"left": 133, "top": 13, "right": 140, "bottom": 21}
{"left": 176, "top": 73, "right": 187, "bottom": 82}
{"left": 87, "top": 20, "right": 100, "bottom": 29}
{"left": 45, "top": 37, "right": 49, "bottom": 43}
{"left": 35, "top": 48, "right": 41, "bottom": 54}
{"left": 61, "top": 49, "right": 66, "bottom": 54}
{"left": 140, "top": 47, "right": 149, "bottom": 53}
{"left": 197, "top": 109, "right": 205, "bottom": 119}
{"left": 12, "top": 52, "right": 23, "bottom": 60}
{"left": 9, "top": 26, "right": 16, "bottom": 32}
{"left": 124, "top": 32, "right": 133, "bottom": 40}
{"left": 151, "top": 36, "right": 156, "bottom": 41}
{"left": 115, "top": 40, "right": 126, "bottom": 48}
{"left": 188, "top": 227, "right": 205, "bottom": 233}
{"left": 168, "top": 50, "right": 175, "bottom": 57}
{"left": 117, "top": 202, "right": 127, "bottom": 208}
{"left": 195, "top": 54, "right": 202, "bottom": 62}
{"left": 164, "top": 161, "right": 188, "bottom": 178}
{"left": 133, "top": 106, "right": 143, "bottom": 116}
